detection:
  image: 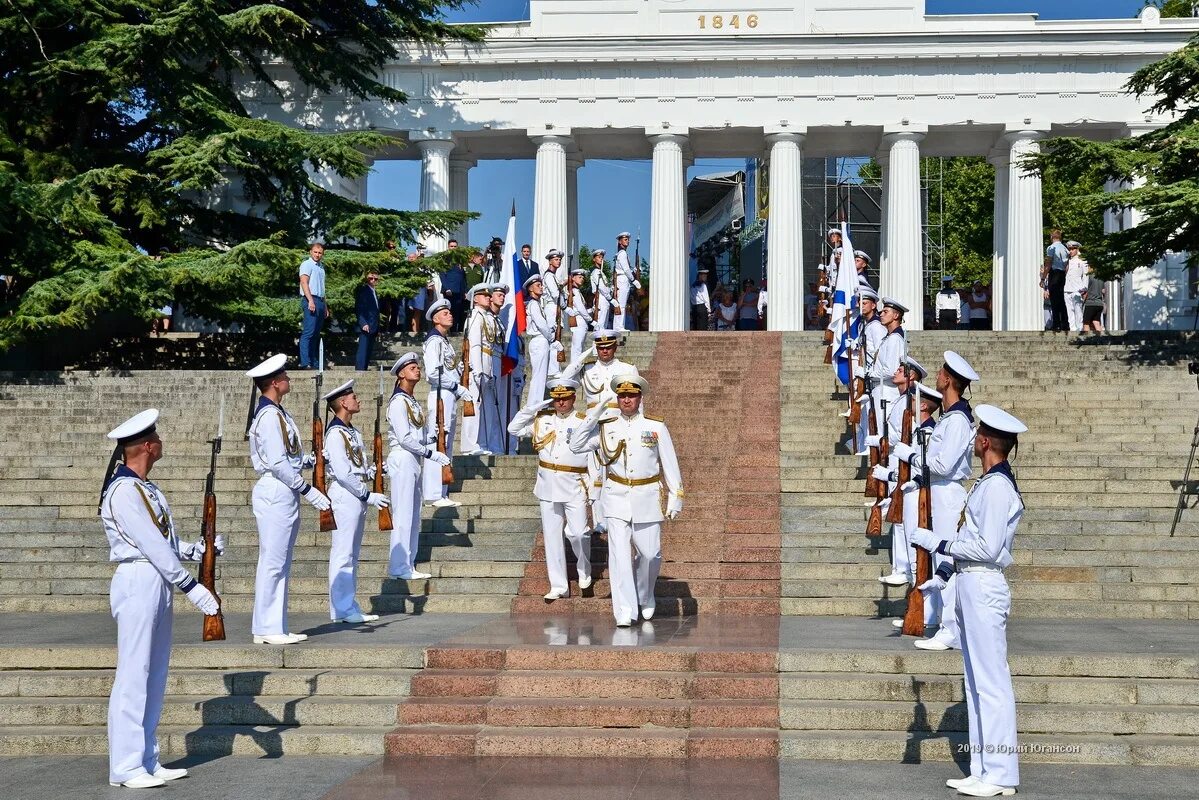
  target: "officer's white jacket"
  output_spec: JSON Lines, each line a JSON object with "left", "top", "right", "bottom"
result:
{"left": 248, "top": 397, "right": 307, "bottom": 491}
{"left": 567, "top": 287, "right": 589, "bottom": 323}
{"left": 909, "top": 399, "right": 974, "bottom": 483}
{"left": 424, "top": 331, "right": 462, "bottom": 390}
{"left": 936, "top": 290, "right": 960, "bottom": 314}
{"left": 324, "top": 417, "right": 370, "bottom": 501}
{"left": 614, "top": 250, "right": 636, "bottom": 290}
{"left": 561, "top": 355, "right": 639, "bottom": 409}
{"left": 869, "top": 327, "right": 906, "bottom": 388}
{"left": 466, "top": 308, "right": 497, "bottom": 377}
{"left": 690, "top": 282, "right": 711, "bottom": 310}
{"left": 387, "top": 389, "right": 429, "bottom": 459}
{"left": 591, "top": 268, "right": 612, "bottom": 300}
{"left": 508, "top": 405, "right": 592, "bottom": 503}
{"left": 935, "top": 462, "right": 1023, "bottom": 568}
{"left": 526, "top": 299, "right": 555, "bottom": 341}
{"left": 569, "top": 411, "right": 682, "bottom": 524}
{"left": 101, "top": 465, "right": 203, "bottom": 591}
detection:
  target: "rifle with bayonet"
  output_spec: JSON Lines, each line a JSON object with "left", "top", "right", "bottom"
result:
{"left": 437, "top": 365, "right": 454, "bottom": 485}
{"left": 375, "top": 367, "right": 393, "bottom": 531}
{"left": 313, "top": 360, "right": 335, "bottom": 531}
{"left": 199, "top": 396, "right": 226, "bottom": 642}
{"left": 902, "top": 426, "right": 934, "bottom": 636}
{"left": 866, "top": 398, "right": 888, "bottom": 536}
{"left": 887, "top": 382, "right": 915, "bottom": 524}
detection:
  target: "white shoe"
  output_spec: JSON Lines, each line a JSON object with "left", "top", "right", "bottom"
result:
{"left": 855, "top": 448, "right": 869, "bottom": 457}
{"left": 914, "top": 637, "right": 952, "bottom": 651}
{"left": 947, "top": 775, "right": 981, "bottom": 790}
{"left": 543, "top": 589, "right": 567, "bottom": 601}
{"left": 335, "top": 613, "right": 375, "bottom": 624}
{"left": 151, "top": 767, "right": 188, "bottom": 782}
{"left": 640, "top": 605, "right": 655, "bottom": 621}
{"left": 410, "top": 571, "right": 433, "bottom": 580}
{"left": 253, "top": 634, "right": 298, "bottom": 645}
{"left": 956, "top": 781, "right": 1016, "bottom": 797}
{"left": 577, "top": 574, "right": 593, "bottom": 590}
{"left": 615, "top": 617, "right": 633, "bottom": 627}
{"left": 287, "top": 632, "right": 308, "bottom": 641}
{"left": 432, "top": 498, "right": 460, "bottom": 508}
{"left": 110, "top": 774, "right": 166, "bottom": 788}
{"left": 892, "top": 619, "right": 904, "bottom": 628}
{"left": 879, "top": 572, "right": 909, "bottom": 587}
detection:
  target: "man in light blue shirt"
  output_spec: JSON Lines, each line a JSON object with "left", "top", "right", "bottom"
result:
{"left": 1042, "top": 229, "right": 1069, "bottom": 332}
{"left": 298, "top": 242, "right": 329, "bottom": 368}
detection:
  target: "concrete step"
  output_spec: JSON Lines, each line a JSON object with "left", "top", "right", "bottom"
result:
{"left": 0, "top": 592, "right": 515, "bottom": 614}
{"left": 409, "top": 668, "right": 778, "bottom": 701}
{"left": 0, "top": 724, "right": 391, "bottom": 756}
{"left": 779, "top": 597, "right": 1199, "bottom": 620}
{"left": 0, "top": 695, "right": 401, "bottom": 727}
{"left": 0, "top": 668, "right": 418, "bottom": 698}
{"left": 398, "top": 696, "right": 777, "bottom": 729}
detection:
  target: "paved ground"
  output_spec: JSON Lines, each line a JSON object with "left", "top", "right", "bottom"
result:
{"left": 3, "top": 756, "right": 1197, "bottom": 800}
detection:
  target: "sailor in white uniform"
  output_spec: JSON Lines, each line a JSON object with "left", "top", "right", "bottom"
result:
{"left": 853, "top": 289, "right": 886, "bottom": 454}
{"left": 524, "top": 273, "right": 559, "bottom": 406}
{"left": 458, "top": 284, "right": 488, "bottom": 457}
{"left": 891, "top": 350, "right": 979, "bottom": 651}
{"left": 566, "top": 266, "right": 591, "bottom": 363}
{"left": 570, "top": 375, "right": 683, "bottom": 626}
{"left": 910, "top": 405, "right": 1026, "bottom": 798}
{"left": 386, "top": 352, "right": 446, "bottom": 579}
{"left": 101, "top": 409, "right": 220, "bottom": 789}
{"left": 463, "top": 283, "right": 501, "bottom": 455}
{"left": 864, "top": 297, "right": 907, "bottom": 455}
{"left": 508, "top": 377, "right": 594, "bottom": 599}
{"left": 590, "top": 248, "right": 612, "bottom": 331}
{"left": 322, "top": 380, "right": 389, "bottom": 623}
{"left": 422, "top": 299, "right": 469, "bottom": 507}
{"left": 612, "top": 232, "right": 640, "bottom": 332}
{"left": 246, "top": 353, "right": 329, "bottom": 645}
{"left": 541, "top": 249, "right": 567, "bottom": 313}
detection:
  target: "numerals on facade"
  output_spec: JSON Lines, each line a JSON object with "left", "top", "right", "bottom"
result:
{"left": 697, "top": 14, "right": 759, "bottom": 30}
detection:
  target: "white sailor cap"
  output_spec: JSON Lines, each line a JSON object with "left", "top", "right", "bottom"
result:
{"left": 942, "top": 274, "right": 955, "bottom": 283}
{"left": 610, "top": 373, "right": 648, "bottom": 395}
{"left": 827, "top": 228, "right": 842, "bottom": 237}
{"left": 570, "top": 267, "right": 587, "bottom": 276}
{"left": 246, "top": 353, "right": 288, "bottom": 381}
{"left": 943, "top": 350, "right": 979, "bottom": 383}
{"left": 546, "top": 377, "right": 580, "bottom": 399}
{"left": 523, "top": 273, "right": 543, "bottom": 290}
{"left": 545, "top": 249, "right": 563, "bottom": 260}
{"left": 592, "top": 329, "right": 621, "bottom": 346}
{"left": 903, "top": 355, "right": 927, "bottom": 380}
{"left": 696, "top": 266, "right": 710, "bottom": 274}
{"left": 323, "top": 379, "right": 355, "bottom": 403}
{"left": 1066, "top": 240, "right": 1081, "bottom": 249}
{"left": 389, "top": 352, "right": 420, "bottom": 375}
{"left": 469, "top": 282, "right": 491, "bottom": 297}
{"left": 915, "top": 382, "right": 943, "bottom": 404}
{"left": 593, "top": 249, "right": 606, "bottom": 257}
{"left": 617, "top": 231, "right": 631, "bottom": 239}
{"left": 108, "top": 409, "right": 160, "bottom": 445}
{"left": 882, "top": 297, "right": 908, "bottom": 314}
{"left": 976, "top": 404, "right": 1027, "bottom": 436}
{"left": 490, "top": 282, "right": 509, "bottom": 294}
{"left": 425, "top": 298, "right": 452, "bottom": 321}
{"left": 859, "top": 288, "right": 879, "bottom": 303}
{"left": 854, "top": 250, "right": 871, "bottom": 264}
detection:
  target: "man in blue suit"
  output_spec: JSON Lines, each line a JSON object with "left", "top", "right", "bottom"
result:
{"left": 355, "top": 271, "right": 381, "bottom": 371}
{"left": 515, "top": 243, "right": 537, "bottom": 289}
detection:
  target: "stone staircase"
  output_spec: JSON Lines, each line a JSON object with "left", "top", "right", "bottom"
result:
{"left": 780, "top": 330, "right": 1199, "bottom": 620}
{"left": 511, "top": 331, "right": 781, "bottom": 616}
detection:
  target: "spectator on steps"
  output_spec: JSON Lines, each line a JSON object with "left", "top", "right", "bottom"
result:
{"left": 355, "top": 271, "right": 381, "bottom": 371}
{"left": 968, "top": 281, "right": 992, "bottom": 330}
{"left": 1064, "top": 241, "right": 1088, "bottom": 332}
{"left": 298, "top": 242, "right": 329, "bottom": 369}
{"left": 737, "top": 279, "right": 760, "bottom": 331}
{"left": 1043, "top": 229, "right": 1069, "bottom": 332}
{"left": 1083, "top": 264, "right": 1106, "bottom": 333}
{"left": 935, "top": 276, "right": 960, "bottom": 329}
{"left": 716, "top": 289, "right": 737, "bottom": 331}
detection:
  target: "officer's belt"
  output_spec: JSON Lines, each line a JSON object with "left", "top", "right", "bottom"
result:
{"left": 538, "top": 460, "right": 589, "bottom": 474}
{"left": 607, "top": 471, "right": 661, "bottom": 487}
{"left": 955, "top": 560, "right": 1005, "bottom": 574}
{"left": 117, "top": 558, "right": 151, "bottom": 564}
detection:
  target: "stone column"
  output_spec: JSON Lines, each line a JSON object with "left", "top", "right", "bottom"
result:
{"left": 415, "top": 135, "right": 454, "bottom": 252}
{"left": 566, "top": 155, "right": 583, "bottom": 268}
{"left": 530, "top": 134, "right": 569, "bottom": 264}
{"left": 876, "top": 151, "right": 890, "bottom": 297}
{"left": 647, "top": 132, "right": 688, "bottom": 332}
{"left": 765, "top": 131, "right": 805, "bottom": 331}
{"left": 448, "top": 157, "right": 473, "bottom": 245}
{"left": 1004, "top": 130, "right": 1045, "bottom": 331}
{"left": 988, "top": 151, "right": 1010, "bottom": 330}
{"left": 882, "top": 129, "right": 926, "bottom": 330}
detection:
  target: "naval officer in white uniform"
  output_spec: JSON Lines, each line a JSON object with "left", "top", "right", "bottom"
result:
{"left": 523, "top": 273, "right": 560, "bottom": 406}
{"left": 910, "top": 405, "right": 1027, "bottom": 798}
{"left": 322, "top": 380, "right": 389, "bottom": 623}
{"left": 246, "top": 353, "right": 330, "bottom": 645}
{"left": 570, "top": 375, "right": 682, "bottom": 626}
{"left": 566, "top": 266, "right": 591, "bottom": 363}
{"left": 464, "top": 283, "right": 502, "bottom": 455}
{"left": 101, "top": 409, "right": 220, "bottom": 789}
{"left": 612, "top": 232, "right": 640, "bottom": 332}
{"left": 422, "top": 299, "right": 469, "bottom": 507}
{"left": 590, "top": 249, "right": 612, "bottom": 331}
{"left": 508, "top": 377, "right": 594, "bottom": 599}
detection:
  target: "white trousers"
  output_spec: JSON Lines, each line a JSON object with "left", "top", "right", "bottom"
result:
{"left": 1065, "top": 291, "right": 1084, "bottom": 331}
{"left": 251, "top": 477, "right": 300, "bottom": 636}
{"left": 605, "top": 518, "right": 661, "bottom": 622}
{"left": 570, "top": 321, "right": 588, "bottom": 363}
{"left": 595, "top": 296, "right": 612, "bottom": 331}
{"left": 587, "top": 455, "right": 606, "bottom": 531}
{"left": 540, "top": 498, "right": 592, "bottom": 593}
{"left": 526, "top": 336, "right": 551, "bottom": 405}
{"left": 900, "top": 481, "right": 937, "bottom": 626}
{"left": 479, "top": 375, "right": 504, "bottom": 455}
{"left": 108, "top": 562, "right": 172, "bottom": 784}
{"left": 388, "top": 454, "right": 423, "bottom": 576}
{"left": 459, "top": 379, "right": 481, "bottom": 454}
{"left": 930, "top": 480, "right": 967, "bottom": 646}
{"left": 422, "top": 388, "right": 457, "bottom": 501}
{"left": 614, "top": 284, "right": 631, "bottom": 332}
{"left": 328, "top": 482, "right": 367, "bottom": 619}
{"left": 957, "top": 570, "right": 1020, "bottom": 788}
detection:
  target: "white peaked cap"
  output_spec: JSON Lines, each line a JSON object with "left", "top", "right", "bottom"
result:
{"left": 425, "top": 298, "right": 451, "bottom": 321}
{"left": 322, "top": 380, "right": 354, "bottom": 402}
{"left": 943, "top": 350, "right": 979, "bottom": 383}
{"left": 390, "top": 352, "right": 420, "bottom": 375}
{"left": 976, "top": 404, "right": 1027, "bottom": 435}
{"left": 915, "top": 382, "right": 943, "bottom": 403}
{"left": 617, "top": 231, "right": 631, "bottom": 238}
{"left": 903, "top": 355, "right": 927, "bottom": 380}
{"left": 610, "top": 373, "right": 648, "bottom": 395}
{"left": 523, "top": 273, "right": 543, "bottom": 290}
{"left": 108, "top": 409, "right": 160, "bottom": 444}
{"left": 882, "top": 297, "right": 908, "bottom": 314}
{"left": 469, "top": 282, "right": 491, "bottom": 297}
{"left": 247, "top": 353, "right": 287, "bottom": 380}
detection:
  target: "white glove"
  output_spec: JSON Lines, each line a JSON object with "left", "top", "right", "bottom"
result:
{"left": 871, "top": 465, "right": 892, "bottom": 484}
{"left": 909, "top": 526, "right": 941, "bottom": 552}
{"left": 633, "top": 280, "right": 642, "bottom": 290}
{"left": 366, "top": 464, "right": 377, "bottom": 480}
{"left": 382, "top": 461, "right": 391, "bottom": 476}
{"left": 865, "top": 435, "right": 881, "bottom": 448}
{"left": 454, "top": 385, "right": 470, "bottom": 402}
{"left": 666, "top": 496, "right": 683, "bottom": 519}
{"left": 536, "top": 398, "right": 555, "bottom": 411}
{"left": 900, "top": 480, "right": 918, "bottom": 493}
{"left": 194, "top": 534, "right": 225, "bottom": 556}
{"left": 301, "top": 454, "right": 317, "bottom": 469}
{"left": 366, "top": 492, "right": 390, "bottom": 509}
{"left": 423, "top": 431, "right": 438, "bottom": 446}
{"left": 427, "top": 450, "right": 451, "bottom": 466}
{"left": 303, "top": 486, "right": 331, "bottom": 511}
{"left": 891, "top": 441, "right": 915, "bottom": 463}
{"left": 551, "top": 341, "right": 564, "bottom": 353}
{"left": 185, "top": 584, "right": 220, "bottom": 615}
{"left": 918, "top": 575, "right": 947, "bottom": 594}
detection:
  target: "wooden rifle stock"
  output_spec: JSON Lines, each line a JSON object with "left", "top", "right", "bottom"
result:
{"left": 199, "top": 435, "right": 225, "bottom": 641}
{"left": 461, "top": 332, "right": 475, "bottom": 417}
{"left": 437, "top": 367, "right": 454, "bottom": 485}
{"left": 887, "top": 392, "right": 914, "bottom": 524}
{"left": 313, "top": 375, "right": 336, "bottom": 532}
{"left": 866, "top": 398, "right": 888, "bottom": 536}
{"left": 554, "top": 299, "right": 567, "bottom": 365}
{"left": 374, "top": 393, "right": 393, "bottom": 531}
{"left": 865, "top": 393, "right": 880, "bottom": 496}
{"left": 849, "top": 347, "right": 864, "bottom": 426}
{"left": 902, "top": 428, "right": 934, "bottom": 636}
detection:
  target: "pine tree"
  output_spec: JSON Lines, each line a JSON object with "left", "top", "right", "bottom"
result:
{"left": 0, "top": 1, "right": 482, "bottom": 349}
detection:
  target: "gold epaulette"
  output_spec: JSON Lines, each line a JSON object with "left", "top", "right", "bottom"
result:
{"left": 536, "top": 409, "right": 554, "bottom": 417}
{"left": 575, "top": 411, "right": 587, "bottom": 419}
{"left": 598, "top": 416, "right": 617, "bottom": 426}
{"left": 644, "top": 413, "right": 665, "bottom": 423}
{"left": 582, "top": 354, "right": 597, "bottom": 365}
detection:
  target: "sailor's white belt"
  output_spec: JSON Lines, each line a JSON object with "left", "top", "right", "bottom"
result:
{"left": 608, "top": 471, "right": 661, "bottom": 487}
{"left": 117, "top": 558, "right": 151, "bottom": 564}
{"left": 955, "top": 561, "right": 1005, "bottom": 574}
{"left": 538, "top": 460, "right": 589, "bottom": 475}
{"left": 931, "top": 477, "right": 964, "bottom": 488}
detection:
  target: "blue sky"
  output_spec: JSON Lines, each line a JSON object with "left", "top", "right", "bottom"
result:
{"left": 369, "top": 0, "right": 1151, "bottom": 254}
